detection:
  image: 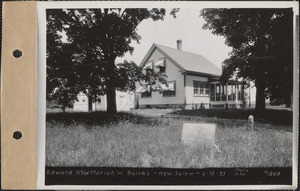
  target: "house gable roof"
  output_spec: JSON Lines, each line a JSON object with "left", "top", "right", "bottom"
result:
{"left": 140, "top": 43, "right": 222, "bottom": 77}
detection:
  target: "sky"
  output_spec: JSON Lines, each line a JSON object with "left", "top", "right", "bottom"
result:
{"left": 116, "top": 8, "right": 232, "bottom": 69}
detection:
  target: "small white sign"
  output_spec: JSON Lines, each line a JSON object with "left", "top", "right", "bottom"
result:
{"left": 181, "top": 123, "right": 216, "bottom": 146}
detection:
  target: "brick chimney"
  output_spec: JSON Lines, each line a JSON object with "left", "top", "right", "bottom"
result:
{"left": 177, "top": 40, "right": 182, "bottom": 50}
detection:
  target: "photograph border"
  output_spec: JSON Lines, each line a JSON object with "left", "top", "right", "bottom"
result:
{"left": 37, "top": 1, "right": 299, "bottom": 190}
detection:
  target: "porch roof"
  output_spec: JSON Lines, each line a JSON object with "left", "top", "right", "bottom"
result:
{"left": 210, "top": 80, "right": 245, "bottom": 84}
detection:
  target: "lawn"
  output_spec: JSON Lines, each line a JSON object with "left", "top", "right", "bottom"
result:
{"left": 46, "top": 110, "right": 293, "bottom": 168}
{"left": 171, "top": 108, "right": 293, "bottom": 126}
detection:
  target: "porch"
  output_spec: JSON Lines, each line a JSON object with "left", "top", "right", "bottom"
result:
{"left": 209, "top": 81, "right": 246, "bottom": 109}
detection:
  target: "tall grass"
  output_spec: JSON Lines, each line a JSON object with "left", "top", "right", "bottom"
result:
{"left": 46, "top": 112, "right": 292, "bottom": 168}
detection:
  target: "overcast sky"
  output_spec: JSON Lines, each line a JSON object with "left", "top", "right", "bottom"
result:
{"left": 116, "top": 8, "right": 232, "bottom": 69}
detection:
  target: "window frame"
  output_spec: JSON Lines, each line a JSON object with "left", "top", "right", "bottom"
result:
{"left": 162, "top": 81, "right": 176, "bottom": 97}
{"left": 144, "top": 60, "right": 154, "bottom": 71}
{"left": 193, "top": 81, "right": 209, "bottom": 97}
{"left": 141, "top": 90, "right": 152, "bottom": 98}
{"left": 157, "top": 58, "right": 166, "bottom": 73}
{"left": 140, "top": 84, "right": 152, "bottom": 98}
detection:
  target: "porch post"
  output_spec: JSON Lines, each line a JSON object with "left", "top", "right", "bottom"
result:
{"left": 249, "top": 84, "right": 251, "bottom": 108}
{"left": 226, "top": 83, "right": 228, "bottom": 102}
{"left": 214, "top": 83, "right": 216, "bottom": 101}
{"left": 220, "top": 84, "right": 222, "bottom": 101}
{"left": 235, "top": 84, "right": 237, "bottom": 102}
{"left": 239, "top": 84, "right": 241, "bottom": 101}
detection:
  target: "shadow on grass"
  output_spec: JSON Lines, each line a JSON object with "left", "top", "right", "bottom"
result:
{"left": 172, "top": 109, "right": 293, "bottom": 126}
{"left": 47, "top": 108, "right": 293, "bottom": 127}
{"left": 46, "top": 111, "right": 166, "bottom": 127}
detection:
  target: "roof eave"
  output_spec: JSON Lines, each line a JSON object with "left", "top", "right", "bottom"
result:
{"left": 139, "top": 44, "right": 157, "bottom": 68}
{"left": 183, "top": 70, "right": 221, "bottom": 78}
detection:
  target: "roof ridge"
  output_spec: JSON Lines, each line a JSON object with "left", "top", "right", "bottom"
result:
{"left": 155, "top": 43, "right": 221, "bottom": 70}
{"left": 155, "top": 43, "right": 206, "bottom": 58}
{"left": 153, "top": 43, "right": 186, "bottom": 71}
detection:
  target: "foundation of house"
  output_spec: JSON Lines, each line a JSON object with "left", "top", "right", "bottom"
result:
{"left": 138, "top": 102, "right": 245, "bottom": 110}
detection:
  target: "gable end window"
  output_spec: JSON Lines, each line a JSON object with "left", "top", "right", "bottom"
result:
{"left": 144, "top": 61, "right": 154, "bottom": 70}
{"left": 193, "top": 81, "right": 209, "bottom": 96}
{"left": 162, "top": 81, "right": 176, "bottom": 97}
{"left": 155, "top": 58, "right": 166, "bottom": 73}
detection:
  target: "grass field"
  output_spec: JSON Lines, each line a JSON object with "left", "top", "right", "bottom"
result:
{"left": 172, "top": 108, "right": 293, "bottom": 125}
{"left": 46, "top": 110, "right": 293, "bottom": 168}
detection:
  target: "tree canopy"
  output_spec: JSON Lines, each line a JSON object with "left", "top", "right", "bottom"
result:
{"left": 47, "top": 8, "right": 174, "bottom": 113}
{"left": 201, "top": 8, "right": 293, "bottom": 110}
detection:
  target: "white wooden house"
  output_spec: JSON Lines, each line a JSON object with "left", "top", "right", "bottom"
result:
{"left": 136, "top": 40, "right": 246, "bottom": 109}
{"left": 73, "top": 40, "right": 246, "bottom": 112}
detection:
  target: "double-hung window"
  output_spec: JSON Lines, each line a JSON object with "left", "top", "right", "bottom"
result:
{"left": 136, "top": 85, "right": 152, "bottom": 98}
{"left": 141, "top": 91, "right": 152, "bottom": 98}
{"left": 143, "top": 61, "right": 154, "bottom": 75}
{"left": 144, "top": 61, "right": 154, "bottom": 70}
{"left": 162, "top": 81, "right": 176, "bottom": 97}
{"left": 193, "top": 81, "right": 209, "bottom": 96}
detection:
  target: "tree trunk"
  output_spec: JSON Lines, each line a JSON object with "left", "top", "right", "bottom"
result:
{"left": 285, "top": 93, "right": 292, "bottom": 108}
{"left": 102, "top": 55, "right": 117, "bottom": 114}
{"left": 254, "top": 63, "right": 266, "bottom": 112}
{"left": 254, "top": 60, "right": 266, "bottom": 112}
{"left": 255, "top": 80, "right": 266, "bottom": 112}
{"left": 88, "top": 95, "right": 93, "bottom": 112}
{"left": 106, "top": 86, "right": 117, "bottom": 114}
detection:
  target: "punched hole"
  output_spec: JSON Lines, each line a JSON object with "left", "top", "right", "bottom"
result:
{"left": 13, "top": 131, "right": 22, "bottom": 140}
{"left": 13, "top": 50, "right": 22, "bottom": 58}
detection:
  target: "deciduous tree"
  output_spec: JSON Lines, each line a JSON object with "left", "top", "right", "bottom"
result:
{"left": 201, "top": 8, "right": 293, "bottom": 111}
{"left": 47, "top": 8, "right": 174, "bottom": 113}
